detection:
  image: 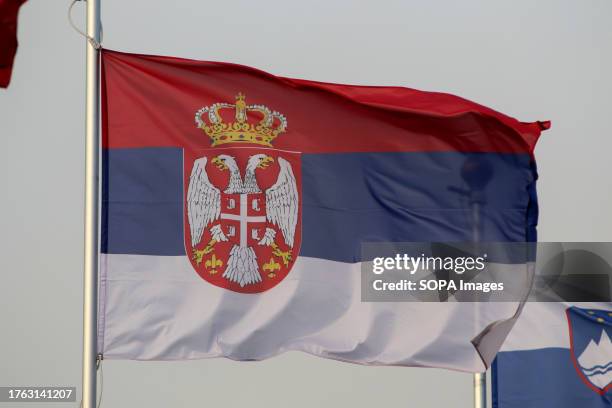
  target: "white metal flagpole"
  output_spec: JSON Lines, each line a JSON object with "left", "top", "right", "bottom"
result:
{"left": 473, "top": 202, "right": 487, "bottom": 408}
{"left": 474, "top": 372, "right": 487, "bottom": 408}
{"left": 473, "top": 200, "right": 486, "bottom": 408}
{"left": 82, "top": 0, "right": 101, "bottom": 406}
{"left": 462, "top": 158, "right": 490, "bottom": 408}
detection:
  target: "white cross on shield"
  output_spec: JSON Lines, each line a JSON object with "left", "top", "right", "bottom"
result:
{"left": 220, "top": 194, "right": 266, "bottom": 247}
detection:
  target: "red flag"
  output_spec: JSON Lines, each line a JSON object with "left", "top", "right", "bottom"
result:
{"left": 0, "top": 0, "right": 26, "bottom": 88}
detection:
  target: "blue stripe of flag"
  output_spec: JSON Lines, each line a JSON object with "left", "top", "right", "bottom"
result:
{"left": 101, "top": 148, "right": 538, "bottom": 261}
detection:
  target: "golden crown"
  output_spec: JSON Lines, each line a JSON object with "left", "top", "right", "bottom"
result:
{"left": 194, "top": 93, "right": 287, "bottom": 147}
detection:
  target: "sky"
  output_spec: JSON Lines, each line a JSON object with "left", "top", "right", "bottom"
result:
{"left": 0, "top": 1, "right": 611, "bottom": 407}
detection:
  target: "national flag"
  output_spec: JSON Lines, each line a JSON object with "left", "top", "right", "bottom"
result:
{"left": 0, "top": 0, "right": 26, "bottom": 88}
{"left": 493, "top": 303, "right": 612, "bottom": 407}
{"left": 99, "top": 49, "right": 548, "bottom": 371}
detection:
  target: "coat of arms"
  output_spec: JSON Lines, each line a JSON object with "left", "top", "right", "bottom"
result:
{"left": 567, "top": 306, "right": 612, "bottom": 395}
{"left": 184, "top": 93, "right": 301, "bottom": 293}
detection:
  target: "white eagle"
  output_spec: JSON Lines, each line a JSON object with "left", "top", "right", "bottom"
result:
{"left": 187, "top": 153, "right": 298, "bottom": 287}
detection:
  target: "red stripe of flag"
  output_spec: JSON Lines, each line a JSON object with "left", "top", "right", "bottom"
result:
{"left": 0, "top": 0, "right": 26, "bottom": 88}
{"left": 102, "top": 49, "right": 550, "bottom": 155}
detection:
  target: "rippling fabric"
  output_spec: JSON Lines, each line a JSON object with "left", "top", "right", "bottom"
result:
{"left": 99, "top": 49, "right": 548, "bottom": 371}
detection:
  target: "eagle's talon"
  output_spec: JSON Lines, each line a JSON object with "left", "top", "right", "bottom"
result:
{"left": 192, "top": 249, "right": 206, "bottom": 266}
{"left": 272, "top": 247, "right": 292, "bottom": 266}
{"left": 201, "top": 237, "right": 220, "bottom": 255}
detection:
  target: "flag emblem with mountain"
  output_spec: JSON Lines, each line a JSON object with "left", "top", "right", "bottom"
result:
{"left": 567, "top": 307, "right": 612, "bottom": 395}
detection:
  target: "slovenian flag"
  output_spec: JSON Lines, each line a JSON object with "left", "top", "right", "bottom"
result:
{"left": 99, "top": 49, "right": 547, "bottom": 371}
{"left": 493, "top": 303, "right": 612, "bottom": 407}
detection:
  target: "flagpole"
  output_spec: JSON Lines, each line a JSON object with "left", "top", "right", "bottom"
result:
{"left": 474, "top": 371, "right": 486, "bottom": 408}
{"left": 460, "top": 158, "right": 492, "bottom": 408}
{"left": 473, "top": 200, "right": 486, "bottom": 408}
{"left": 82, "top": 0, "right": 101, "bottom": 406}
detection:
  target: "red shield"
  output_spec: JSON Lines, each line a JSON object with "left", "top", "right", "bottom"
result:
{"left": 183, "top": 147, "right": 302, "bottom": 293}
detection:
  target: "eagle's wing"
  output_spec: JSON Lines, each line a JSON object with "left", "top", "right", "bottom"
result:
{"left": 187, "top": 157, "right": 221, "bottom": 247}
{"left": 265, "top": 157, "right": 298, "bottom": 248}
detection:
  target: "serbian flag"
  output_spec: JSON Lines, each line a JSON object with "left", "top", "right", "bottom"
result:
{"left": 0, "top": 0, "right": 26, "bottom": 88}
{"left": 99, "top": 49, "right": 548, "bottom": 371}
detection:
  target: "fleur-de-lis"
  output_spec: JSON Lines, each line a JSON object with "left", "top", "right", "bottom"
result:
{"left": 263, "top": 257, "right": 281, "bottom": 278}
{"left": 205, "top": 254, "right": 223, "bottom": 275}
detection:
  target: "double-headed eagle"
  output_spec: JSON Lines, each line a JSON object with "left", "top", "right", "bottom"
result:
{"left": 187, "top": 153, "right": 298, "bottom": 287}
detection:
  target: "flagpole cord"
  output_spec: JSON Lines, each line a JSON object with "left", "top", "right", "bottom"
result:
{"left": 79, "top": 355, "right": 104, "bottom": 408}
{"left": 95, "top": 355, "right": 104, "bottom": 408}
{"left": 68, "top": 0, "right": 102, "bottom": 49}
